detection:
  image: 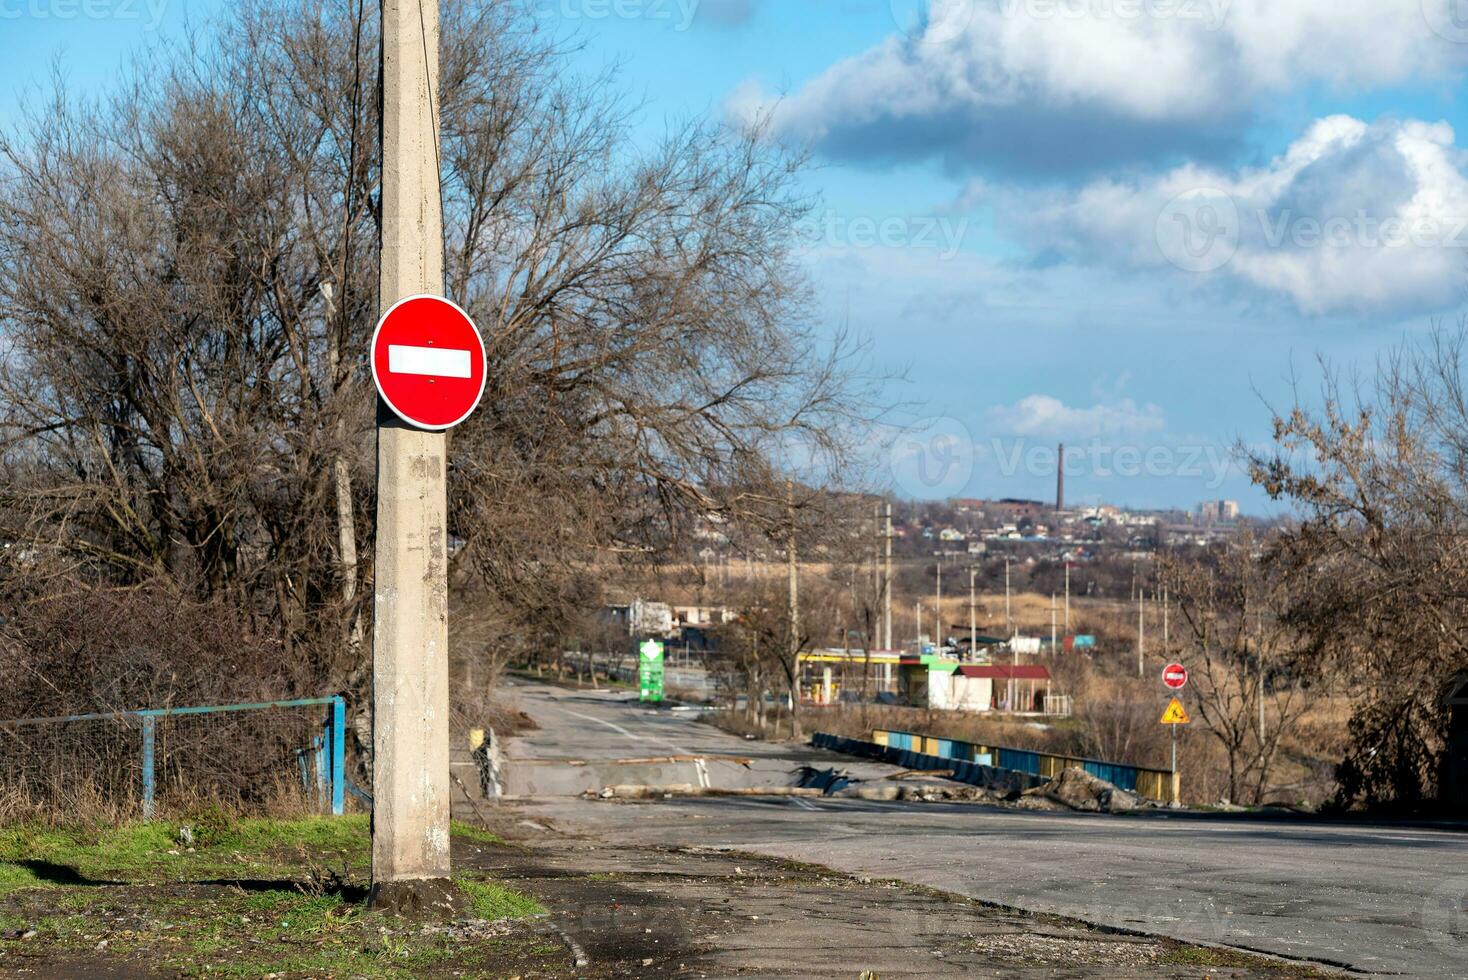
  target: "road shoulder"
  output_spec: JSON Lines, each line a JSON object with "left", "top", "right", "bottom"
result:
{"left": 474, "top": 801, "right": 1338, "bottom": 978}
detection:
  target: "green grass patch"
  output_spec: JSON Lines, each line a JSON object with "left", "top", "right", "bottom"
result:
{"left": 226, "top": 814, "right": 369, "bottom": 858}
{"left": 1161, "top": 946, "right": 1230, "bottom": 966}
{"left": 240, "top": 890, "right": 356, "bottom": 938}
{"left": 0, "top": 814, "right": 370, "bottom": 897}
{"left": 453, "top": 875, "right": 545, "bottom": 921}
{"left": 0, "top": 814, "right": 565, "bottom": 978}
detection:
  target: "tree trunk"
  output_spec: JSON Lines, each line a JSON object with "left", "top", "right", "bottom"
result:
{"left": 787, "top": 494, "right": 801, "bottom": 741}
{"left": 786, "top": 673, "right": 802, "bottom": 740}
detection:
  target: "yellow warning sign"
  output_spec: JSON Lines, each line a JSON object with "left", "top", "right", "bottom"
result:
{"left": 1160, "top": 698, "right": 1191, "bottom": 725}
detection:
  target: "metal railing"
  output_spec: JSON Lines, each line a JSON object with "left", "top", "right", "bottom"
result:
{"left": 872, "top": 728, "right": 1181, "bottom": 803}
{"left": 0, "top": 696, "right": 347, "bottom": 819}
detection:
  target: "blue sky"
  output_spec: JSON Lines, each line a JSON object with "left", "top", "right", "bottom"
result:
{"left": 7, "top": 0, "right": 1468, "bottom": 514}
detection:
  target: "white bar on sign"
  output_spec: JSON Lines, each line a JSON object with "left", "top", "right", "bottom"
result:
{"left": 387, "top": 344, "right": 472, "bottom": 379}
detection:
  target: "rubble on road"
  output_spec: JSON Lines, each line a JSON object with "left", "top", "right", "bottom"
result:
{"left": 590, "top": 784, "right": 826, "bottom": 800}
{"left": 586, "top": 764, "right": 1156, "bottom": 814}
{"left": 589, "top": 780, "right": 1004, "bottom": 804}
{"left": 793, "top": 765, "right": 852, "bottom": 795}
{"left": 1026, "top": 767, "right": 1141, "bottom": 814}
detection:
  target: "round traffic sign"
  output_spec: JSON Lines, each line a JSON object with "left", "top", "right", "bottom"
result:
{"left": 1162, "top": 663, "right": 1188, "bottom": 690}
{"left": 371, "top": 295, "right": 486, "bottom": 430}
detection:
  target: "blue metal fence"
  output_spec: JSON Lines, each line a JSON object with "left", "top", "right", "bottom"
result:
{"left": 0, "top": 696, "right": 347, "bottom": 819}
{"left": 857, "top": 729, "right": 1177, "bottom": 801}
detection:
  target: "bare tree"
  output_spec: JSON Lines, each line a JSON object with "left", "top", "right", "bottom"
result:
{"left": 0, "top": 0, "right": 877, "bottom": 724}
{"left": 1247, "top": 329, "right": 1468, "bottom": 809}
{"left": 1164, "top": 543, "right": 1308, "bottom": 804}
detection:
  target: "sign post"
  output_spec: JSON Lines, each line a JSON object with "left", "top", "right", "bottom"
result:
{"left": 1159, "top": 695, "right": 1190, "bottom": 806}
{"left": 639, "top": 639, "right": 666, "bottom": 703}
{"left": 370, "top": 0, "right": 486, "bottom": 914}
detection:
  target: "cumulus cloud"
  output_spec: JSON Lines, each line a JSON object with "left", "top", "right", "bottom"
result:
{"left": 735, "top": 0, "right": 1465, "bottom": 175}
{"left": 987, "top": 394, "right": 1166, "bottom": 437}
{"left": 1001, "top": 115, "right": 1468, "bottom": 315}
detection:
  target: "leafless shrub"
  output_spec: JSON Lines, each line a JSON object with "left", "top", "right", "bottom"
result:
{"left": 1247, "top": 328, "right": 1468, "bottom": 809}
{"left": 0, "top": 574, "right": 339, "bottom": 814}
{"left": 0, "top": 0, "right": 878, "bottom": 810}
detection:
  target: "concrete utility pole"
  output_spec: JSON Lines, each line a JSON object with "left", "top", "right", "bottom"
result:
{"left": 1004, "top": 557, "right": 1012, "bottom": 637}
{"left": 1137, "top": 588, "right": 1146, "bottom": 678}
{"left": 1162, "top": 582, "right": 1169, "bottom": 653}
{"left": 872, "top": 503, "right": 881, "bottom": 647}
{"left": 935, "top": 562, "right": 942, "bottom": 646}
{"left": 968, "top": 567, "right": 976, "bottom": 663}
{"left": 1050, "top": 593, "right": 1057, "bottom": 660}
{"left": 883, "top": 504, "right": 893, "bottom": 651}
{"left": 1064, "top": 562, "right": 1070, "bottom": 633}
{"left": 1009, "top": 630, "right": 1019, "bottom": 712}
{"left": 372, "top": 0, "right": 453, "bottom": 912}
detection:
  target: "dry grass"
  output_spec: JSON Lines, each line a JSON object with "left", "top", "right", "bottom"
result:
{"left": 0, "top": 772, "right": 340, "bottom": 830}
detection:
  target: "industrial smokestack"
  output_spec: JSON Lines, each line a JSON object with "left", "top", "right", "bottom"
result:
{"left": 1056, "top": 443, "right": 1065, "bottom": 512}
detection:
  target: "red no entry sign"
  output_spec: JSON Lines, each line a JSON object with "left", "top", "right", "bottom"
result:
{"left": 1162, "top": 663, "right": 1189, "bottom": 690}
{"left": 372, "top": 295, "right": 486, "bottom": 431}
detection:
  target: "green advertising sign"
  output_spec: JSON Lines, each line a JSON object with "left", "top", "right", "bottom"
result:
{"left": 638, "top": 639, "right": 665, "bottom": 703}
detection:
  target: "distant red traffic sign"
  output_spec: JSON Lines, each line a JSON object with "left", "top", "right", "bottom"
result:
{"left": 372, "top": 295, "right": 486, "bottom": 430}
{"left": 1162, "top": 663, "right": 1189, "bottom": 690}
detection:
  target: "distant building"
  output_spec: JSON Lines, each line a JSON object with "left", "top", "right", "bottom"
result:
{"left": 605, "top": 598, "right": 675, "bottom": 637}
{"left": 1197, "top": 500, "right": 1240, "bottom": 524}
{"left": 898, "top": 657, "right": 1054, "bottom": 713}
{"left": 954, "top": 498, "right": 1048, "bottom": 523}
{"left": 989, "top": 499, "right": 1048, "bottom": 522}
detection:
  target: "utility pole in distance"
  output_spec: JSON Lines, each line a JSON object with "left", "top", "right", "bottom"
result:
{"left": 1004, "top": 556, "right": 1012, "bottom": 637}
{"left": 371, "top": 0, "right": 455, "bottom": 914}
{"left": 883, "top": 503, "right": 893, "bottom": 651}
{"left": 1064, "top": 561, "right": 1070, "bottom": 633}
{"left": 935, "top": 562, "right": 941, "bottom": 647}
{"left": 968, "top": 566, "right": 976, "bottom": 663}
{"left": 1050, "top": 593, "right": 1057, "bottom": 660}
{"left": 1137, "top": 588, "right": 1146, "bottom": 678}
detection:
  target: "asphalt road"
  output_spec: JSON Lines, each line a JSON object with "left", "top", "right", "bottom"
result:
{"left": 505, "top": 681, "right": 1468, "bottom": 978}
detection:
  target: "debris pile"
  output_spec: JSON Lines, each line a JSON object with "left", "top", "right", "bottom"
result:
{"left": 1025, "top": 767, "right": 1139, "bottom": 814}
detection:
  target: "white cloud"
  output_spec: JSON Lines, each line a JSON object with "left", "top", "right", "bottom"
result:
{"left": 1002, "top": 115, "right": 1468, "bottom": 315}
{"left": 736, "top": 0, "right": 1466, "bottom": 174}
{"left": 987, "top": 393, "right": 1166, "bottom": 437}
